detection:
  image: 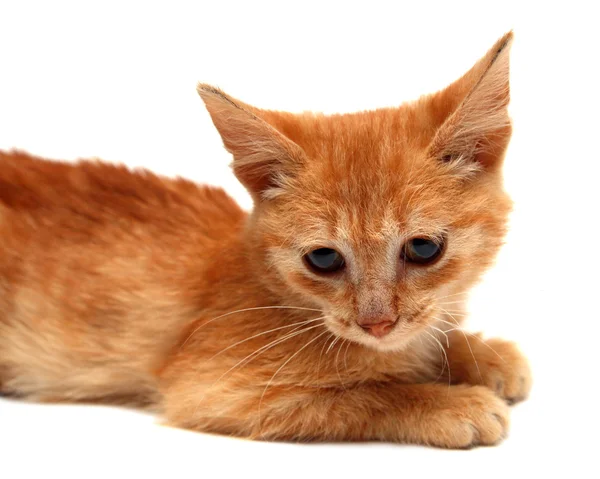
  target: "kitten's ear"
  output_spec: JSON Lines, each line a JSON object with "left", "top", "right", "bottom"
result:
{"left": 197, "top": 84, "right": 305, "bottom": 199}
{"left": 428, "top": 31, "right": 514, "bottom": 172}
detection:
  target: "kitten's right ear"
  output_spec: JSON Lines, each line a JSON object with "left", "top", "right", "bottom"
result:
{"left": 197, "top": 84, "right": 305, "bottom": 199}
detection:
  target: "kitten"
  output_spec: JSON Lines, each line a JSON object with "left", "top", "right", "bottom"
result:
{"left": 0, "top": 31, "right": 530, "bottom": 448}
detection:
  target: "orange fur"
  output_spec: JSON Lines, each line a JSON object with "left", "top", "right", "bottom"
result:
{"left": 0, "top": 32, "right": 530, "bottom": 448}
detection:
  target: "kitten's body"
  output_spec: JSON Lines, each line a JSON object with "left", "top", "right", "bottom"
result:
{"left": 0, "top": 33, "right": 531, "bottom": 447}
{"left": 0, "top": 151, "right": 246, "bottom": 403}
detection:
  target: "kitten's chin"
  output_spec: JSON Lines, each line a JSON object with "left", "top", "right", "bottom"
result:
{"left": 359, "top": 333, "right": 420, "bottom": 353}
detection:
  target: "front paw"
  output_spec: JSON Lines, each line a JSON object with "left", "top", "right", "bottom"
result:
{"left": 422, "top": 385, "right": 510, "bottom": 448}
{"left": 449, "top": 336, "right": 532, "bottom": 403}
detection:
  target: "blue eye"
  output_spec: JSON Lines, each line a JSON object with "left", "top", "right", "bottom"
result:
{"left": 402, "top": 238, "right": 444, "bottom": 264}
{"left": 304, "top": 248, "right": 345, "bottom": 273}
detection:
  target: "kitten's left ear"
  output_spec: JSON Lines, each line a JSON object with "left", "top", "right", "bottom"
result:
{"left": 197, "top": 84, "right": 306, "bottom": 200}
{"left": 428, "top": 31, "right": 514, "bottom": 172}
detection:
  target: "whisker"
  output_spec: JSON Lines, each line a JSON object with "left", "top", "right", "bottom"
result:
{"left": 471, "top": 337, "right": 507, "bottom": 363}
{"left": 435, "top": 317, "right": 459, "bottom": 328}
{"left": 437, "top": 308, "right": 507, "bottom": 364}
{"left": 258, "top": 329, "right": 330, "bottom": 437}
{"left": 440, "top": 327, "right": 507, "bottom": 364}
{"left": 180, "top": 305, "right": 322, "bottom": 349}
{"left": 437, "top": 300, "right": 468, "bottom": 306}
{"left": 206, "top": 317, "right": 325, "bottom": 362}
{"left": 335, "top": 339, "right": 348, "bottom": 390}
{"left": 193, "top": 323, "right": 326, "bottom": 416}
{"left": 424, "top": 329, "right": 451, "bottom": 389}
{"left": 438, "top": 309, "right": 469, "bottom": 315}
{"left": 316, "top": 333, "right": 335, "bottom": 388}
{"left": 429, "top": 325, "right": 450, "bottom": 348}
{"left": 443, "top": 310, "right": 482, "bottom": 382}
{"left": 233, "top": 323, "right": 326, "bottom": 373}
{"left": 343, "top": 340, "right": 352, "bottom": 377}
{"left": 326, "top": 335, "right": 341, "bottom": 354}
{"left": 435, "top": 291, "right": 471, "bottom": 302}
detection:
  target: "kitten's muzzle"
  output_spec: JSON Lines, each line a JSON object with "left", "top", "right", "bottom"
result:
{"left": 356, "top": 313, "right": 397, "bottom": 338}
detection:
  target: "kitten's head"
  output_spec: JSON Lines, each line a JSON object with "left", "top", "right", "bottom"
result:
{"left": 199, "top": 32, "right": 514, "bottom": 352}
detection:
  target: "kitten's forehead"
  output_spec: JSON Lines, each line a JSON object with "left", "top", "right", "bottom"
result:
{"left": 295, "top": 115, "right": 442, "bottom": 199}
{"left": 286, "top": 173, "right": 450, "bottom": 256}
{"left": 292, "top": 157, "right": 453, "bottom": 241}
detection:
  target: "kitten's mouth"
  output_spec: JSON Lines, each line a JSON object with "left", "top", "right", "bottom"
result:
{"left": 325, "top": 308, "right": 431, "bottom": 352}
{"left": 322, "top": 317, "right": 418, "bottom": 352}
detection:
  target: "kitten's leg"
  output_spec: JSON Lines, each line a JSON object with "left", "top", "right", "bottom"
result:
{"left": 444, "top": 331, "right": 532, "bottom": 403}
{"left": 160, "top": 375, "right": 510, "bottom": 448}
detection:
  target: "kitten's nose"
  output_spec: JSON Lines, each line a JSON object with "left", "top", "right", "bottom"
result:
{"left": 357, "top": 314, "right": 397, "bottom": 338}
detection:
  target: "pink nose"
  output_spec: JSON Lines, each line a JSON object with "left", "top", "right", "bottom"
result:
{"left": 357, "top": 314, "right": 397, "bottom": 338}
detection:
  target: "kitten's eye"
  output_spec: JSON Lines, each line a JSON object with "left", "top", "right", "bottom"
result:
{"left": 402, "top": 238, "right": 444, "bottom": 265}
{"left": 304, "top": 248, "right": 345, "bottom": 274}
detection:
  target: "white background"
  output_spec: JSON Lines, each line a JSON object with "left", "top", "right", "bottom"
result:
{"left": 0, "top": 1, "right": 599, "bottom": 477}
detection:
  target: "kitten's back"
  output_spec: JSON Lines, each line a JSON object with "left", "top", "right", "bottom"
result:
{"left": 0, "top": 150, "right": 243, "bottom": 227}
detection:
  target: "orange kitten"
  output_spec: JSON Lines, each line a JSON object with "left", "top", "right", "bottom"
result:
{"left": 0, "top": 31, "right": 530, "bottom": 448}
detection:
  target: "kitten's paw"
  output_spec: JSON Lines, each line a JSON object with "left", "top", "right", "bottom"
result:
{"left": 481, "top": 339, "right": 531, "bottom": 403}
{"left": 424, "top": 385, "right": 510, "bottom": 448}
{"left": 471, "top": 339, "right": 531, "bottom": 403}
{"left": 448, "top": 335, "right": 532, "bottom": 403}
